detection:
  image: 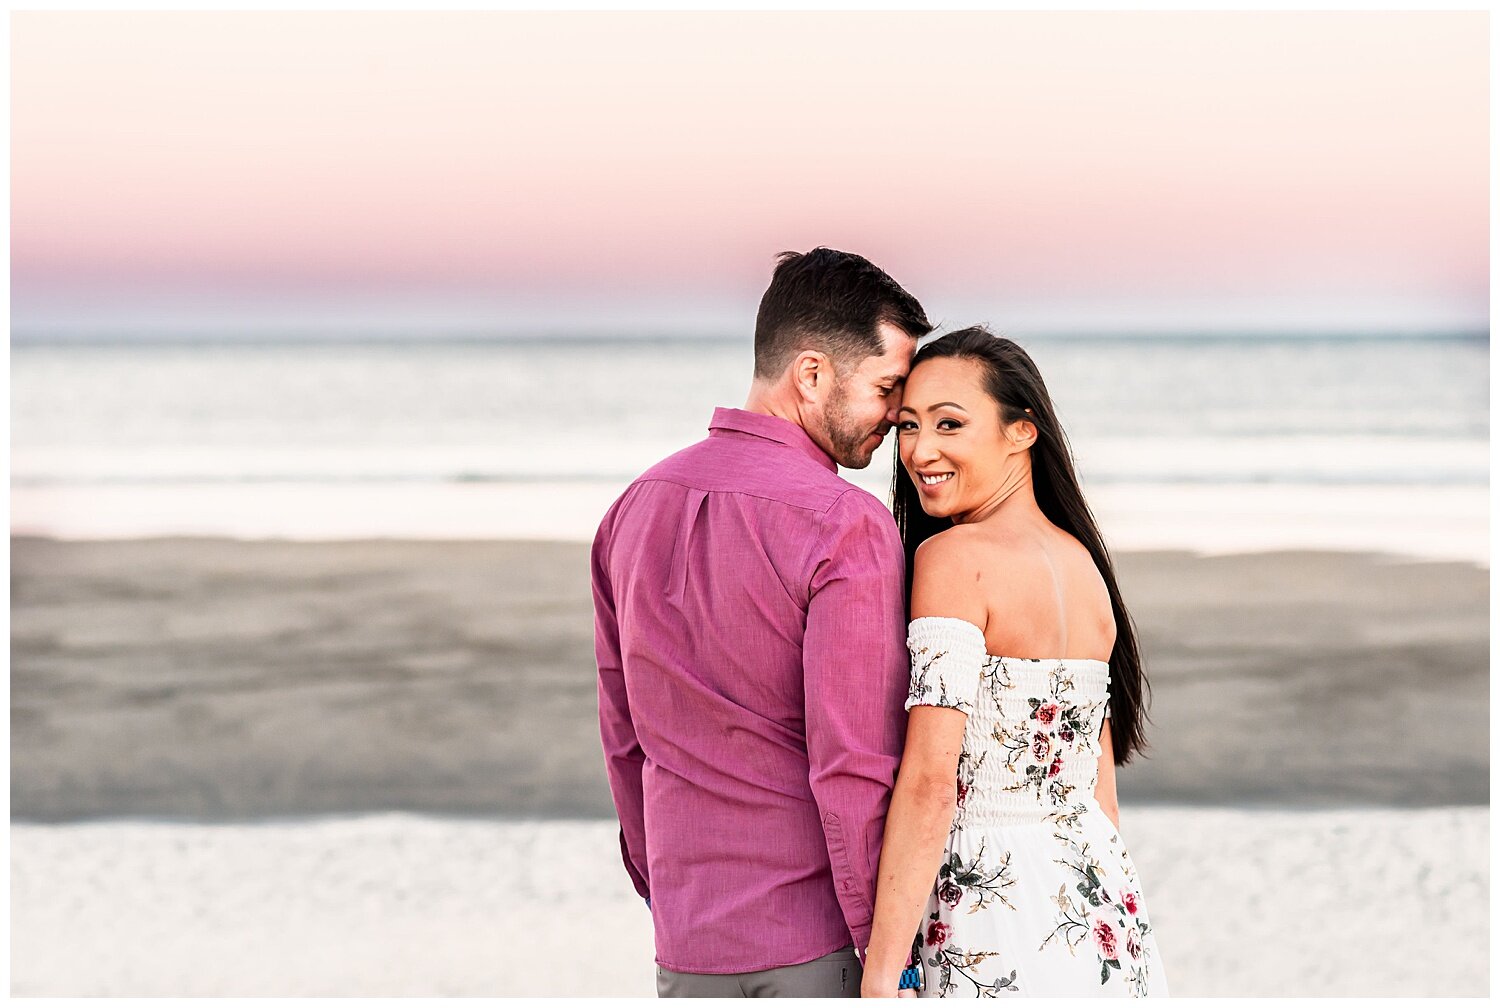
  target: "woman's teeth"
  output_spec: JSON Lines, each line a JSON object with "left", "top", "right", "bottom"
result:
{"left": 921, "top": 473, "right": 953, "bottom": 486}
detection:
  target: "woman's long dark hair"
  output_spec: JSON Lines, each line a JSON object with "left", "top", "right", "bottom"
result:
{"left": 891, "top": 326, "right": 1151, "bottom": 764}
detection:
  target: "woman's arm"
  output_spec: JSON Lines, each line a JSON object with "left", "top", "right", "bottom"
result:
{"left": 861, "top": 707, "right": 965, "bottom": 996}
{"left": 861, "top": 532, "right": 988, "bottom": 997}
{"left": 1094, "top": 718, "right": 1121, "bottom": 831}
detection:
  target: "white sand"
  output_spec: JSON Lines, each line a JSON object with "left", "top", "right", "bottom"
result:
{"left": 9, "top": 806, "right": 1487, "bottom": 997}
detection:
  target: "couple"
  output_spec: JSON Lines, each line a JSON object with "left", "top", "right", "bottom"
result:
{"left": 592, "top": 248, "right": 1168, "bottom": 998}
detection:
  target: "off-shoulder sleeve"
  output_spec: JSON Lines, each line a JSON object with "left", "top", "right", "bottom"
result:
{"left": 905, "top": 616, "right": 986, "bottom": 714}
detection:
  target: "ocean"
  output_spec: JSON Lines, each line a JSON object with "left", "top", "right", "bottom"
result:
{"left": 10, "top": 333, "right": 1489, "bottom": 560}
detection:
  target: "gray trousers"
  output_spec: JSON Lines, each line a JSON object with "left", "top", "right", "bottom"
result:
{"left": 656, "top": 945, "right": 862, "bottom": 998}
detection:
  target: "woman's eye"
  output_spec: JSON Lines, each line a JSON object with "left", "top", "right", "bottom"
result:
{"left": 896, "top": 420, "right": 916, "bottom": 432}
{"left": 937, "top": 419, "right": 961, "bottom": 431}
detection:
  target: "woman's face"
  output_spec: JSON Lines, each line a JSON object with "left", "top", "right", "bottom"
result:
{"left": 896, "top": 356, "right": 1031, "bottom": 520}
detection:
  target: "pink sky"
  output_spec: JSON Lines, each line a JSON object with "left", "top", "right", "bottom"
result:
{"left": 11, "top": 11, "right": 1490, "bottom": 333}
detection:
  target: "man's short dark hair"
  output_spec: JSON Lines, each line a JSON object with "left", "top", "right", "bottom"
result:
{"left": 753, "top": 247, "right": 932, "bottom": 379}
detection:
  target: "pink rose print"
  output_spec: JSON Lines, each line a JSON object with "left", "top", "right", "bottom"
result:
{"left": 927, "top": 920, "right": 951, "bottom": 947}
{"left": 938, "top": 881, "right": 963, "bottom": 908}
{"left": 1126, "top": 927, "right": 1143, "bottom": 961}
{"left": 1031, "top": 731, "right": 1051, "bottom": 761}
{"left": 1047, "top": 754, "right": 1064, "bottom": 777}
{"left": 1092, "top": 919, "right": 1118, "bottom": 960}
{"left": 1034, "top": 702, "right": 1059, "bottom": 725}
{"left": 1121, "top": 891, "right": 1139, "bottom": 915}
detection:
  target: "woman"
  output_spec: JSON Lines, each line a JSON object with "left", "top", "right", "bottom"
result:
{"left": 861, "top": 327, "right": 1168, "bottom": 997}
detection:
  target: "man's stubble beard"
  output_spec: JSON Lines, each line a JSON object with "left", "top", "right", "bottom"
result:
{"left": 821, "top": 377, "right": 882, "bottom": 470}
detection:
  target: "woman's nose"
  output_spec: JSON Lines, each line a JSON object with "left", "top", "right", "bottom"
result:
{"left": 911, "top": 429, "right": 940, "bottom": 465}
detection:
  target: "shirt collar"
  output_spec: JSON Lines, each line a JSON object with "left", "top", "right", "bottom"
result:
{"left": 708, "top": 407, "right": 837, "bottom": 473}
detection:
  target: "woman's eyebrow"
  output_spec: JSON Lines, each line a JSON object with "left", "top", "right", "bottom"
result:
{"left": 896, "top": 401, "right": 967, "bottom": 415}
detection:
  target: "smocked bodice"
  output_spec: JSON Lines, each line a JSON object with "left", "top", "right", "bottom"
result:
{"left": 906, "top": 616, "right": 1111, "bottom": 829}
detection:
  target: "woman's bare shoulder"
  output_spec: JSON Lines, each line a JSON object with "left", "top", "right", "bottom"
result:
{"left": 910, "top": 527, "right": 990, "bottom": 624}
{"left": 911, "top": 525, "right": 1048, "bottom": 622}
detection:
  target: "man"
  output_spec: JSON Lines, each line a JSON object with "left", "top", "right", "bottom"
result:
{"left": 592, "top": 247, "right": 932, "bottom": 997}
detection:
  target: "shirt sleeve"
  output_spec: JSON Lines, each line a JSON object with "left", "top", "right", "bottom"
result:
{"left": 803, "top": 489, "right": 910, "bottom": 953}
{"left": 904, "top": 616, "right": 986, "bottom": 713}
{"left": 593, "top": 495, "right": 651, "bottom": 901}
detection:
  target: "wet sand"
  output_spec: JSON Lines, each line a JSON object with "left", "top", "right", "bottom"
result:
{"left": 9, "top": 537, "right": 1489, "bottom": 820}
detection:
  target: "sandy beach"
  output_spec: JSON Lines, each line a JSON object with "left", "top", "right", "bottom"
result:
{"left": 10, "top": 808, "right": 1488, "bottom": 996}
{"left": 11, "top": 537, "right": 1488, "bottom": 819}
{"left": 9, "top": 535, "right": 1490, "bottom": 996}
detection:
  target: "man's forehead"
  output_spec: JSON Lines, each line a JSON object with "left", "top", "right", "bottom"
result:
{"left": 856, "top": 356, "right": 911, "bottom": 381}
{"left": 842, "top": 328, "right": 914, "bottom": 378}
{"left": 868, "top": 328, "right": 918, "bottom": 368}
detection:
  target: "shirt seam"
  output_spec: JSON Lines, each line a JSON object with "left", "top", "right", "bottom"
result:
{"left": 801, "top": 485, "right": 879, "bottom": 596}
{"left": 628, "top": 475, "right": 851, "bottom": 515}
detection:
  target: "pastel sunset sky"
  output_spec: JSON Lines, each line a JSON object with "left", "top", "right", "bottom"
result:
{"left": 11, "top": 11, "right": 1490, "bottom": 335}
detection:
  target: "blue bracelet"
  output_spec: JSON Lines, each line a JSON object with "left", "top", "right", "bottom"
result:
{"left": 898, "top": 965, "right": 922, "bottom": 990}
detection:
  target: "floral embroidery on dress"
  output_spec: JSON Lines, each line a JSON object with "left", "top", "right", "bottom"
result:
{"left": 936, "top": 838, "right": 1018, "bottom": 913}
{"left": 1043, "top": 802, "right": 1089, "bottom": 836}
{"left": 991, "top": 718, "right": 1035, "bottom": 773}
{"left": 1039, "top": 830, "right": 1159, "bottom": 995}
{"left": 1004, "top": 745, "right": 1077, "bottom": 807}
{"left": 908, "top": 645, "right": 974, "bottom": 714}
{"left": 954, "top": 747, "right": 986, "bottom": 819}
{"left": 925, "top": 913, "right": 1021, "bottom": 997}
{"left": 980, "top": 658, "right": 1015, "bottom": 705}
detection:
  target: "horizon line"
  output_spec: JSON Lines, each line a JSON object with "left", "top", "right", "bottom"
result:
{"left": 10, "top": 326, "right": 1490, "bottom": 345}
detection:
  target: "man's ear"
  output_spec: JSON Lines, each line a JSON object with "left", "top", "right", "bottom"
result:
{"left": 792, "top": 350, "right": 831, "bottom": 403}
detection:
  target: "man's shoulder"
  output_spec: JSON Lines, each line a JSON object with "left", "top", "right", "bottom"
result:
{"left": 634, "top": 436, "right": 715, "bottom": 484}
{"left": 819, "top": 481, "right": 898, "bottom": 526}
{"left": 815, "top": 484, "right": 902, "bottom": 559}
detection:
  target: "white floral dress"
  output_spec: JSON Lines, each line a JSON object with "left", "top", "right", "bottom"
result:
{"left": 904, "top": 616, "right": 1169, "bottom": 997}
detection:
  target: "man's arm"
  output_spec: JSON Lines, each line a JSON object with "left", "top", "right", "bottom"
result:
{"left": 803, "top": 490, "right": 910, "bottom": 954}
{"left": 592, "top": 499, "right": 650, "bottom": 902}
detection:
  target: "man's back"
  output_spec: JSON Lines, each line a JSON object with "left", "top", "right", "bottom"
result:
{"left": 593, "top": 407, "right": 909, "bottom": 974}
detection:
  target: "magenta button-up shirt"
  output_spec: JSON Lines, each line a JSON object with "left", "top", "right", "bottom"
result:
{"left": 592, "top": 407, "right": 909, "bottom": 975}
